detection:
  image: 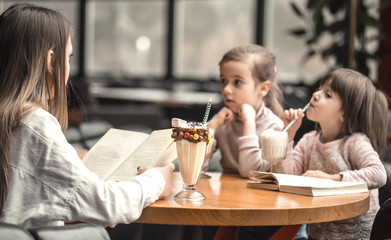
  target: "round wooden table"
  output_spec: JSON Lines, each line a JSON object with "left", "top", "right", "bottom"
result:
{"left": 135, "top": 172, "right": 369, "bottom": 226}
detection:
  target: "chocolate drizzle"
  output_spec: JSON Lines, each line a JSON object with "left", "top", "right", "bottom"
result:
{"left": 171, "top": 122, "right": 212, "bottom": 144}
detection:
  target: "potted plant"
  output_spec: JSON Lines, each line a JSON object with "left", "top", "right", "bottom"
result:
{"left": 288, "top": 0, "right": 380, "bottom": 79}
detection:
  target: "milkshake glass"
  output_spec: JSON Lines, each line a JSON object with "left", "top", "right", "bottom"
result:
{"left": 261, "top": 129, "right": 288, "bottom": 172}
{"left": 171, "top": 122, "right": 212, "bottom": 200}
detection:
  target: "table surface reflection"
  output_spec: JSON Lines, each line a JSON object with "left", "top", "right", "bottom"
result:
{"left": 134, "top": 172, "right": 369, "bottom": 226}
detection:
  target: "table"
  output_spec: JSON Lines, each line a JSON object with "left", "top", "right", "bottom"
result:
{"left": 135, "top": 172, "right": 370, "bottom": 226}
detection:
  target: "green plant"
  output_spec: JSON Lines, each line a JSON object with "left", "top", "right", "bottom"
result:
{"left": 288, "top": 0, "right": 380, "bottom": 78}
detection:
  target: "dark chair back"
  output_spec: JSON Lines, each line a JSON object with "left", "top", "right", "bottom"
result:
{"left": 370, "top": 197, "right": 391, "bottom": 240}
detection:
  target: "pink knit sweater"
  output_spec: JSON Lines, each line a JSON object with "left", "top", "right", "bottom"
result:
{"left": 275, "top": 131, "right": 387, "bottom": 239}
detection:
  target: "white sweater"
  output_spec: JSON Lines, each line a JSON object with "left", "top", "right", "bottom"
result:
{"left": 0, "top": 108, "right": 166, "bottom": 228}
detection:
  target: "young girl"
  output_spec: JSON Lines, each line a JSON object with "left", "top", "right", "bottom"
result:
{"left": 205, "top": 44, "right": 284, "bottom": 178}
{"left": 277, "top": 68, "right": 388, "bottom": 239}
{"left": 0, "top": 3, "right": 174, "bottom": 228}
{"left": 203, "top": 44, "right": 285, "bottom": 240}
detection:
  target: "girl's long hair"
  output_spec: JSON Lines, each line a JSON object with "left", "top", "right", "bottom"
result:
{"left": 318, "top": 68, "right": 388, "bottom": 158}
{"left": 0, "top": 3, "right": 72, "bottom": 213}
{"left": 219, "top": 44, "right": 284, "bottom": 118}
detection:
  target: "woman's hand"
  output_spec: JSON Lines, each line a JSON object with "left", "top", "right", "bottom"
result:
{"left": 283, "top": 108, "right": 305, "bottom": 142}
{"left": 138, "top": 163, "right": 175, "bottom": 198}
{"left": 302, "top": 170, "right": 342, "bottom": 181}
{"left": 156, "top": 163, "right": 175, "bottom": 198}
{"left": 75, "top": 147, "right": 88, "bottom": 159}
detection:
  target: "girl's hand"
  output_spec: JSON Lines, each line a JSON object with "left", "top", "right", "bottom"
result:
{"left": 208, "top": 107, "right": 235, "bottom": 131}
{"left": 237, "top": 104, "right": 256, "bottom": 124}
{"left": 302, "top": 170, "right": 342, "bottom": 181}
{"left": 237, "top": 104, "right": 256, "bottom": 136}
{"left": 283, "top": 108, "right": 305, "bottom": 142}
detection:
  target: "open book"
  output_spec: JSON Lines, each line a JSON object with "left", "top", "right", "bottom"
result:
{"left": 82, "top": 128, "right": 176, "bottom": 181}
{"left": 247, "top": 171, "right": 368, "bottom": 197}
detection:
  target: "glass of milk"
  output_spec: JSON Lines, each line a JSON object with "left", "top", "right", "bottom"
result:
{"left": 261, "top": 129, "right": 288, "bottom": 172}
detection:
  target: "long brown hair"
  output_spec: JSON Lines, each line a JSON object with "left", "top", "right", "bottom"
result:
{"left": 318, "top": 68, "right": 388, "bottom": 158}
{"left": 219, "top": 44, "right": 284, "bottom": 118}
{"left": 0, "top": 3, "right": 72, "bottom": 213}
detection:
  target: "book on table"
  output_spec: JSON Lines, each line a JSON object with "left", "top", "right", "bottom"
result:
{"left": 247, "top": 171, "right": 368, "bottom": 197}
{"left": 81, "top": 128, "right": 176, "bottom": 181}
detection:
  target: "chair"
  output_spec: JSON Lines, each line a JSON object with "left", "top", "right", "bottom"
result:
{"left": 379, "top": 161, "right": 391, "bottom": 206}
{"left": 0, "top": 223, "right": 110, "bottom": 240}
{"left": 213, "top": 225, "right": 302, "bottom": 240}
{"left": 0, "top": 222, "right": 34, "bottom": 240}
{"left": 370, "top": 197, "right": 391, "bottom": 240}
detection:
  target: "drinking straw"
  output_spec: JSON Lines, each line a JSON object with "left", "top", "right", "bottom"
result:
{"left": 202, "top": 97, "right": 213, "bottom": 126}
{"left": 282, "top": 102, "right": 310, "bottom": 132}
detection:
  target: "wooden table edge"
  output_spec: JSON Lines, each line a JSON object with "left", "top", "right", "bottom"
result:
{"left": 135, "top": 187, "right": 370, "bottom": 226}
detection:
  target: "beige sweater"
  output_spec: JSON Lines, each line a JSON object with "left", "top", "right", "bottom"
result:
{"left": 204, "top": 103, "right": 283, "bottom": 177}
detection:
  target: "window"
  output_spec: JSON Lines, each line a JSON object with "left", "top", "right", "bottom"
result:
{"left": 264, "top": 0, "right": 330, "bottom": 85}
{"left": 85, "top": 1, "right": 167, "bottom": 78}
{"left": 264, "top": 0, "right": 379, "bottom": 84}
{"left": 174, "top": 0, "right": 256, "bottom": 79}
{"left": 0, "top": 0, "right": 379, "bottom": 86}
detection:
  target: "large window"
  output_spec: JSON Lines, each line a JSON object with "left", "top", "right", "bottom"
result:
{"left": 0, "top": 0, "right": 380, "bottom": 86}
{"left": 264, "top": 0, "right": 330, "bottom": 85}
{"left": 85, "top": 1, "right": 167, "bottom": 78}
{"left": 174, "top": 0, "right": 256, "bottom": 79}
{"left": 264, "top": 0, "right": 379, "bottom": 84}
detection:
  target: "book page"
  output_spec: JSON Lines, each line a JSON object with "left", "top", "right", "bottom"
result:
{"left": 249, "top": 171, "right": 278, "bottom": 184}
{"left": 247, "top": 171, "right": 279, "bottom": 191}
{"left": 247, "top": 180, "right": 279, "bottom": 191}
{"left": 250, "top": 171, "right": 345, "bottom": 187}
{"left": 82, "top": 128, "right": 149, "bottom": 180}
{"left": 107, "top": 129, "right": 176, "bottom": 181}
{"left": 281, "top": 182, "right": 368, "bottom": 196}
{"left": 248, "top": 171, "right": 368, "bottom": 196}
{"left": 271, "top": 173, "right": 360, "bottom": 188}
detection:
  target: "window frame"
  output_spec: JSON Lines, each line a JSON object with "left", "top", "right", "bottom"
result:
{"left": 75, "top": 0, "right": 265, "bottom": 84}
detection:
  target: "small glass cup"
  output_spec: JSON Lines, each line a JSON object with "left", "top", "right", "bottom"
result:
{"left": 261, "top": 130, "right": 288, "bottom": 172}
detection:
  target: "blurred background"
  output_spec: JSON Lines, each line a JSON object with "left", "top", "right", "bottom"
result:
{"left": 0, "top": 0, "right": 388, "bottom": 130}
{"left": 1, "top": 1, "right": 391, "bottom": 239}
{"left": 0, "top": 0, "right": 389, "bottom": 144}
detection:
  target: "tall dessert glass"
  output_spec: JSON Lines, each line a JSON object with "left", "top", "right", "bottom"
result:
{"left": 261, "top": 129, "right": 288, "bottom": 172}
{"left": 172, "top": 122, "right": 212, "bottom": 200}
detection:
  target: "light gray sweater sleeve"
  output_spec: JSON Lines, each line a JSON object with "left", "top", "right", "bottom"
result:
{"left": 3, "top": 108, "right": 165, "bottom": 228}
{"left": 236, "top": 109, "right": 283, "bottom": 177}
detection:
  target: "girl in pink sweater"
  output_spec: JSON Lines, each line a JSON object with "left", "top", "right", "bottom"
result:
{"left": 278, "top": 68, "right": 388, "bottom": 239}
{"left": 205, "top": 44, "right": 284, "bottom": 178}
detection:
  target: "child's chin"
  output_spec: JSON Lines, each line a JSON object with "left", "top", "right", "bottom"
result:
{"left": 225, "top": 104, "right": 237, "bottom": 113}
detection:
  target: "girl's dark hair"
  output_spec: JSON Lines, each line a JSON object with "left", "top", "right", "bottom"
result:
{"left": 318, "top": 68, "right": 388, "bottom": 158}
{"left": 0, "top": 3, "right": 72, "bottom": 213}
{"left": 219, "top": 44, "right": 284, "bottom": 118}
